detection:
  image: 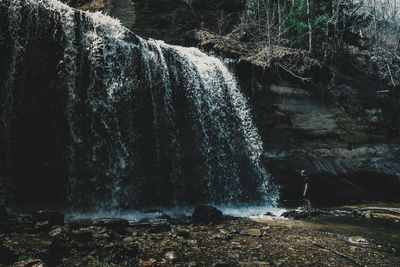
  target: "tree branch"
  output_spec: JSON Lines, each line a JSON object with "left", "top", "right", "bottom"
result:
{"left": 278, "top": 63, "right": 312, "bottom": 83}
{"left": 313, "top": 243, "right": 365, "bottom": 267}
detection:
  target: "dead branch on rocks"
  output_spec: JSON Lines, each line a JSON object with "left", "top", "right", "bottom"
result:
{"left": 313, "top": 243, "right": 365, "bottom": 267}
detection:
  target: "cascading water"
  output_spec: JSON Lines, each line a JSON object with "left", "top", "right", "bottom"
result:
{"left": 1, "top": 0, "right": 278, "bottom": 211}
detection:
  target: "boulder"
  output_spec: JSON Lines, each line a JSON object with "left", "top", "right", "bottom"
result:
{"left": 352, "top": 207, "right": 400, "bottom": 222}
{"left": 281, "top": 209, "right": 330, "bottom": 220}
{"left": 192, "top": 205, "right": 223, "bottom": 224}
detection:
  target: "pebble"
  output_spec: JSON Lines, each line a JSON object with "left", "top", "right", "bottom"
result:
{"left": 164, "top": 251, "right": 177, "bottom": 261}
{"left": 348, "top": 236, "right": 369, "bottom": 245}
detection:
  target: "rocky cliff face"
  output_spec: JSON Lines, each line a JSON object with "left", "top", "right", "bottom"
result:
{"left": 231, "top": 46, "right": 400, "bottom": 205}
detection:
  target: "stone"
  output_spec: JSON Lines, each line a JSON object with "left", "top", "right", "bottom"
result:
{"left": 48, "top": 226, "right": 65, "bottom": 237}
{"left": 349, "top": 246, "right": 358, "bottom": 252}
{"left": 11, "top": 259, "right": 44, "bottom": 267}
{"left": 140, "top": 258, "right": 157, "bottom": 267}
{"left": 352, "top": 210, "right": 375, "bottom": 219}
{"left": 212, "top": 233, "right": 223, "bottom": 239}
{"left": 363, "top": 212, "right": 372, "bottom": 219}
{"left": 164, "top": 251, "right": 177, "bottom": 261}
{"left": 348, "top": 236, "right": 369, "bottom": 245}
{"left": 192, "top": 205, "right": 223, "bottom": 224}
{"left": 243, "top": 228, "right": 262, "bottom": 237}
{"left": 281, "top": 209, "right": 329, "bottom": 220}
{"left": 31, "top": 210, "right": 64, "bottom": 226}
{"left": 92, "top": 218, "right": 129, "bottom": 234}
{"left": 0, "top": 205, "right": 9, "bottom": 221}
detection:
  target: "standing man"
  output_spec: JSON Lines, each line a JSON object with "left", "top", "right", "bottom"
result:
{"left": 301, "top": 169, "right": 312, "bottom": 209}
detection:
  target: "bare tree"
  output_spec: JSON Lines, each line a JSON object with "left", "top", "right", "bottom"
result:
{"left": 307, "top": 0, "right": 315, "bottom": 55}
{"left": 277, "top": 0, "right": 282, "bottom": 44}
{"left": 214, "top": 10, "right": 239, "bottom": 35}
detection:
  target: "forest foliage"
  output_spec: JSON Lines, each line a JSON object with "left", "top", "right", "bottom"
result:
{"left": 240, "top": 0, "right": 400, "bottom": 86}
{"left": 242, "top": 0, "right": 400, "bottom": 53}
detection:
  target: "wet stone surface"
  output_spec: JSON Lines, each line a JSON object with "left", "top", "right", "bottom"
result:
{"left": 0, "top": 206, "right": 399, "bottom": 266}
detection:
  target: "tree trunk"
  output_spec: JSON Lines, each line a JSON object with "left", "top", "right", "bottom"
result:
{"left": 307, "top": 0, "right": 315, "bottom": 56}
{"left": 278, "top": 0, "right": 281, "bottom": 45}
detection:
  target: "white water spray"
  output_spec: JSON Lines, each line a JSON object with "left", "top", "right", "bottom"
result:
{"left": 3, "top": 0, "right": 278, "bottom": 210}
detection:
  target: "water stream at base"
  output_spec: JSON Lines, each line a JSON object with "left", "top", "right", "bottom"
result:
{"left": 67, "top": 206, "right": 287, "bottom": 223}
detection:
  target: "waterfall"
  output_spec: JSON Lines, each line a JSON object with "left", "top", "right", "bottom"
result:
{"left": 1, "top": 0, "right": 278, "bottom": 210}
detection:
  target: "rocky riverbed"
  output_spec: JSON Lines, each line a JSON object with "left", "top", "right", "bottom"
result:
{"left": 0, "top": 204, "right": 399, "bottom": 267}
